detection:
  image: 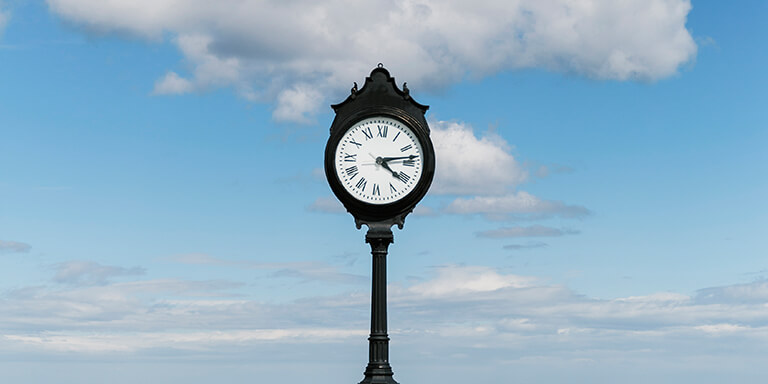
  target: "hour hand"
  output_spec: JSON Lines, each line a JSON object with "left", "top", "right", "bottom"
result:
{"left": 375, "top": 156, "right": 399, "bottom": 177}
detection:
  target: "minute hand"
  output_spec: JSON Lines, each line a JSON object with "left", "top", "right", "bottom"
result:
{"left": 381, "top": 154, "right": 418, "bottom": 162}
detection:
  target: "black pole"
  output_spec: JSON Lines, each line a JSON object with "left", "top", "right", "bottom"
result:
{"left": 360, "top": 225, "right": 399, "bottom": 384}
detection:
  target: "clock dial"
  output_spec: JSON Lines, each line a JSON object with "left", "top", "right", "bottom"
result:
{"left": 334, "top": 116, "right": 423, "bottom": 205}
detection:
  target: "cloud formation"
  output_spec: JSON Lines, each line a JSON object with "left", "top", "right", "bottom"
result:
{"left": 52, "top": 261, "right": 145, "bottom": 286}
{"left": 0, "top": 2, "right": 8, "bottom": 38}
{"left": 404, "top": 265, "right": 538, "bottom": 297}
{"left": 504, "top": 242, "right": 548, "bottom": 250}
{"left": 46, "top": 0, "right": 686, "bottom": 232}
{"left": 695, "top": 280, "right": 768, "bottom": 304}
{"left": 430, "top": 120, "right": 527, "bottom": 195}
{"left": 169, "top": 254, "right": 367, "bottom": 285}
{"left": 46, "top": 0, "right": 696, "bottom": 122}
{"left": 153, "top": 71, "right": 194, "bottom": 95}
{"left": 4, "top": 262, "right": 768, "bottom": 376}
{"left": 445, "top": 191, "right": 590, "bottom": 220}
{"left": 0, "top": 240, "right": 31, "bottom": 254}
{"left": 427, "top": 121, "right": 587, "bottom": 223}
{"left": 477, "top": 225, "right": 579, "bottom": 238}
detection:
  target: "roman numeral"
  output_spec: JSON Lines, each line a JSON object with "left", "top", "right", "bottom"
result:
{"left": 372, "top": 184, "right": 381, "bottom": 196}
{"left": 377, "top": 125, "right": 387, "bottom": 138}
{"left": 397, "top": 172, "right": 410, "bottom": 183}
{"left": 355, "top": 177, "right": 367, "bottom": 191}
{"left": 362, "top": 127, "right": 373, "bottom": 140}
{"left": 400, "top": 144, "right": 412, "bottom": 152}
{"left": 392, "top": 131, "right": 401, "bottom": 142}
{"left": 345, "top": 166, "right": 359, "bottom": 178}
{"left": 349, "top": 139, "right": 362, "bottom": 148}
{"left": 344, "top": 153, "right": 357, "bottom": 162}
{"left": 403, "top": 159, "right": 415, "bottom": 167}
{"left": 389, "top": 183, "right": 397, "bottom": 193}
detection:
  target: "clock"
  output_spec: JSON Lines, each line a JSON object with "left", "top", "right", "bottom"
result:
{"left": 333, "top": 116, "right": 424, "bottom": 205}
{"left": 323, "top": 65, "right": 433, "bottom": 384}
{"left": 324, "top": 65, "right": 434, "bottom": 225}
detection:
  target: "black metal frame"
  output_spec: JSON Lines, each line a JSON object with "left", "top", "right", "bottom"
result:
{"left": 324, "top": 65, "right": 435, "bottom": 227}
{"left": 324, "top": 65, "right": 436, "bottom": 384}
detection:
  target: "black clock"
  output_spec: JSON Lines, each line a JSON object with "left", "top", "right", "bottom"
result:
{"left": 324, "top": 65, "right": 435, "bottom": 226}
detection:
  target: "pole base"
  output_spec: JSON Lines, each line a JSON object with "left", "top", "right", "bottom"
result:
{"left": 360, "top": 362, "right": 398, "bottom": 384}
{"left": 359, "top": 375, "right": 399, "bottom": 384}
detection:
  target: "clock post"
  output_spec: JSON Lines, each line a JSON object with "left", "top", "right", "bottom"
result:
{"left": 324, "top": 64, "right": 435, "bottom": 384}
{"left": 362, "top": 222, "right": 396, "bottom": 384}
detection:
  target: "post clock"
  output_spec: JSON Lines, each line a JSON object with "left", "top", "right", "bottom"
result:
{"left": 324, "top": 64, "right": 435, "bottom": 384}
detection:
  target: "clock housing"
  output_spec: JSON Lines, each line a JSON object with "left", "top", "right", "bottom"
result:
{"left": 324, "top": 65, "right": 435, "bottom": 225}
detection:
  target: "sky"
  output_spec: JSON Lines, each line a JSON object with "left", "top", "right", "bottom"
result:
{"left": 1, "top": 1, "right": 767, "bottom": 383}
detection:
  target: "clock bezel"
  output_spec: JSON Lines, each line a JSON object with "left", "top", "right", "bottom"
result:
{"left": 325, "top": 107, "right": 435, "bottom": 223}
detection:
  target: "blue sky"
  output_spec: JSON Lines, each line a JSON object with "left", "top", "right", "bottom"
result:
{"left": 1, "top": 1, "right": 767, "bottom": 383}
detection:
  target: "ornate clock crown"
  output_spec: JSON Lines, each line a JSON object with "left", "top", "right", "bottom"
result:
{"left": 330, "top": 64, "right": 429, "bottom": 136}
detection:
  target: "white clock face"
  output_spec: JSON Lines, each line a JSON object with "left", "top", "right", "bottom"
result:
{"left": 334, "top": 116, "right": 423, "bottom": 205}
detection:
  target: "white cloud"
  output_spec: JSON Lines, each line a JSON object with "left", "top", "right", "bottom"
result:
{"left": 4, "top": 328, "right": 366, "bottom": 353}
{"left": 694, "top": 323, "right": 749, "bottom": 334}
{"left": 423, "top": 121, "right": 588, "bottom": 223}
{"left": 504, "top": 242, "right": 548, "bottom": 250}
{"left": 0, "top": 240, "right": 31, "bottom": 254}
{"left": 0, "top": 2, "right": 9, "bottom": 38}
{"left": 52, "top": 261, "right": 145, "bottom": 286}
{"left": 444, "top": 191, "right": 590, "bottom": 219}
{"left": 152, "top": 71, "right": 193, "bottom": 94}
{"left": 273, "top": 84, "right": 324, "bottom": 123}
{"left": 431, "top": 120, "right": 526, "bottom": 195}
{"left": 405, "top": 265, "right": 537, "bottom": 297}
{"left": 405, "top": 121, "right": 587, "bottom": 222}
{"left": 615, "top": 292, "right": 690, "bottom": 303}
{"left": 1, "top": 278, "right": 247, "bottom": 332}
{"left": 695, "top": 280, "right": 768, "bottom": 304}
{"left": 477, "top": 225, "right": 579, "bottom": 238}
{"left": 269, "top": 263, "right": 367, "bottom": 285}
{"left": 46, "top": 0, "right": 697, "bottom": 123}
{"left": 175, "top": 33, "right": 244, "bottom": 87}
{"left": 169, "top": 253, "right": 367, "bottom": 285}
{"left": 4, "top": 262, "right": 768, "bottom": 380}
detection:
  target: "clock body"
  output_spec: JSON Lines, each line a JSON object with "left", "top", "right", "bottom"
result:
{"left": 324, "top": 66, "right": 434, "bottom": 225}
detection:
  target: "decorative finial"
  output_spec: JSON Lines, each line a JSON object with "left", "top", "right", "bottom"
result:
{"left": 351, "top": 81, "right": 358, "bottom": 95}
{"left": 403, "top": 82, "right": 410, "bottom": 98}
{"left": 377, "top": 63, "right": 384, "bottom": 68}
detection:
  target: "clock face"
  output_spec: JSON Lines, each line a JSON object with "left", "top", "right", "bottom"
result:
{"left": 334, "top": 116, "right": 423, "bottom": 205}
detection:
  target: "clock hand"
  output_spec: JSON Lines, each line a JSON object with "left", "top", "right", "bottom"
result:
{"left": 381, "top": 162, "right": 399, "bottom": 177}
{"left": 375, "top": 156, "right": 399, "bottom": 177}
{"left": 360, "top": 154, "right": 379, "bottom": 166}
{"left": 381, "top": 154, "right": 418, "bottom": 162}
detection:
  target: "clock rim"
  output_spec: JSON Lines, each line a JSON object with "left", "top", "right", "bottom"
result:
{"left": 324, "top": 107, "right": 435, "bottom": 222}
